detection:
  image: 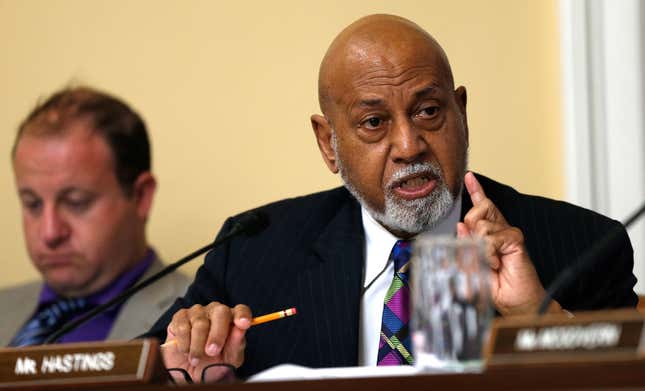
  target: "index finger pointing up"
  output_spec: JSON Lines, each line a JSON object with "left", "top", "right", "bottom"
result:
{"left": 465, "top": 171, "right": 486, "bottom": 205}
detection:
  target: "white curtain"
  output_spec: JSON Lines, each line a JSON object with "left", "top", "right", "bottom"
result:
{"left": 560, "top": 0, "right": 645, "bottom": 293}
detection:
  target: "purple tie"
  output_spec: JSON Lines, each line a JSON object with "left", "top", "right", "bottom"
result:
{"left": 377, "top": 240, "right": 413, "bottom": 365}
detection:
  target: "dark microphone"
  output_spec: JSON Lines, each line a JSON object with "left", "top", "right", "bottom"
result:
{"left": 44, "top": 209, "right": 269, "bottom": 344}
{"left": 537, "top": 201, "right": 645, "bottom": 314}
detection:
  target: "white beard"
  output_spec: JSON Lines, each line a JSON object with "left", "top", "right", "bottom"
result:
{"left": 332, "top": 132, "right": 463, "bottom": 235}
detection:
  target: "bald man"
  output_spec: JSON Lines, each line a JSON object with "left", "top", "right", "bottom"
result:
{"left": 145, "top": 15, "right": 637, "bottom": 380}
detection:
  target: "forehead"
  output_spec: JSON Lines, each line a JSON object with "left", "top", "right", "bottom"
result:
{"left": 329, "top": 39, "right": 452, "bottom": 109}
{"left": 13, "top": 122, "right": 116, "bottom": 191}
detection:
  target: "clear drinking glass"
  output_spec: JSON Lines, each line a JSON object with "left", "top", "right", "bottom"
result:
{"left": 411, "top": 236, "right": 493, "bottom": 372}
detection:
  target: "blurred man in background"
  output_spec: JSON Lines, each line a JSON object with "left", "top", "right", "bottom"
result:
{"left": 1, "top": 86, "right": 191, "bottom": 346}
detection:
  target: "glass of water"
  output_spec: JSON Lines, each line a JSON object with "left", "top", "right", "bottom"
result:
{"left": 411, "top": 236, "right": 493, "bottom": 372}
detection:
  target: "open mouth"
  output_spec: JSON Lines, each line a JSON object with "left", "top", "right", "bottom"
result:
{"left": 391, "top": 173, "right": 438, "bottom": 200}
{"left": 399, "top": 175, "right": 432, "bottom": 189}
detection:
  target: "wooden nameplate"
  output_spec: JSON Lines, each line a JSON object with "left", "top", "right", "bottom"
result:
{"left": 487, "top": 309, "right": 645, "bottom": 367}
{"left": 0, "top": 338, "right": 166, "bottom": 389}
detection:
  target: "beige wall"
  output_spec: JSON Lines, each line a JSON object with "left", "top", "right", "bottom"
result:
{"left": 0, "top": 0, "right": 562, "bottom": 287}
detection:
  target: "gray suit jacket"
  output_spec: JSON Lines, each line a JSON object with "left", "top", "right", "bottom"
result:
{"left": 0, "top": 258, "right": 191, "bottom": 346}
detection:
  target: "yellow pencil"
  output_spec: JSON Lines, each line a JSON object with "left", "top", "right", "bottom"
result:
{"left": 251, "top": 307, "right": 297, "bottom": 326}
{"left": 161, "top": 307, "right": 298, "bottom": 348}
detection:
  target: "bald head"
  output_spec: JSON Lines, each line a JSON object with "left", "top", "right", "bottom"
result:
{"left": 310, "top": 14, "right": 468, "bottom": 236}
{"left": 318, "top": 14, "right": 455, "bottom": 116}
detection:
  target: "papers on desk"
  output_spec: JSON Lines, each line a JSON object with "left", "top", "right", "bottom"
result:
{"left": 247, "top": 364, "right": 447, "bottom": 382}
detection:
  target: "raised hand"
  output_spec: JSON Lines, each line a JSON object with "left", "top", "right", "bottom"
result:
{"left": 457, "top": 172, "right": 562, "bottom": 315}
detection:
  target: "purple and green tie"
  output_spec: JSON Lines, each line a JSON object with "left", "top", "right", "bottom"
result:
{"left": 377, "top": 239, "right": 413, "bottom": 365}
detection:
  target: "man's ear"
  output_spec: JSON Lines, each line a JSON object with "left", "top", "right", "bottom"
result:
{"left": 311, "top": 114, "right": 339, "bottom": 173}
{"left": 455, "top": 86, "right": 469, "bottom": 145}
{"left": 131, "top": 172, "right": 157, "bottom": 220}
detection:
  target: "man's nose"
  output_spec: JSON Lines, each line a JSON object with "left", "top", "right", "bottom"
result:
{"left": 40, "top": 206, "right": 70, "bottom": 248}
{"left": 389, "top": 119, "right": 429, "bottom": 164}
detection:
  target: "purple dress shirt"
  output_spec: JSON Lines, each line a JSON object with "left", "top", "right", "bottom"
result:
{"left": 33, "top": 249, "right": 155, "bottom": 343}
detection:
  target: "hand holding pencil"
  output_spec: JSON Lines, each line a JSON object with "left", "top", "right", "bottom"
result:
{"left": 160, "top": 302, "right": 296, "bottom": 384}
{"left": 162, "top": 307, "right": 297, "bottom": 348}
{"left": 250, "top": 307, "right": 297, "bottom": 326}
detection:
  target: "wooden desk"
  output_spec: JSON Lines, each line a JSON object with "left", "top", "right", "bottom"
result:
{"left": 77, "top": 358, "right": 645, "bottom": 391}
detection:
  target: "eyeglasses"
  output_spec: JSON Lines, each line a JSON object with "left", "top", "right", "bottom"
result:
{"left": 166, "top": 363, "right": 237, "bottom": 385}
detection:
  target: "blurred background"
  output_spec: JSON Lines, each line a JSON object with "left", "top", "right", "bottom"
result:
{"left": 1, "top": 0, "right": 642, "bottom": 292}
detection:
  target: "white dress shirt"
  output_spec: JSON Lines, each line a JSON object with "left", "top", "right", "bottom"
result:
{"left": 358, "top": 195, "right": 462, "bottom": 365}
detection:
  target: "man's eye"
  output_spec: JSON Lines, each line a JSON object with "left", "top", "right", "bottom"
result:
{"left": 362, "top": 117, "right": 383, "bottom": 130}
{"left": 65, "top": 198, "right": 92, "bottom": 213}
{"left": 419, "top": 106, "right": 440, "bottom": 118}
{"left": 22, "top": 199, "right": 42, "bottom": 214}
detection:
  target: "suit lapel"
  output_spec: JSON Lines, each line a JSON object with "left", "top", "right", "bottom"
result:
{"left": 312, "top": 196, "right": 364, "bottom": 270}
{"left": 108, "top": 259, "right": 184, "bottom": 340}
{"left": 295, "top": 194, "right": 364, "bottom": 366}
{"left": 0, "top": 282, "right": 41, "bottom": 346}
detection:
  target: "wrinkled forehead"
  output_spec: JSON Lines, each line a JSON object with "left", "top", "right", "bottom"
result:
{"left": 319, "top": 20, "right": 454, "bottom": 114}
{"left": 326, "top": 43, "right": 453, "bottom": 113}
{"left": 346, "top": 38, "right": 449, "bottom": 84}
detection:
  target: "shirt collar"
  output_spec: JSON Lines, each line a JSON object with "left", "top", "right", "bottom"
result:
{"left": 38, "top": 248, "right": 156, "bottom": 307}
{"left": 361, "top": 194, "right": 462, "bottom": 287}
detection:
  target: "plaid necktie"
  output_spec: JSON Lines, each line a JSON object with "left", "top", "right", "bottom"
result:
{"left": 9, "top": 297, "right": 89, "bottom": 347}
{"left": 378, "top": 239, "right": 413, "bottom": 365}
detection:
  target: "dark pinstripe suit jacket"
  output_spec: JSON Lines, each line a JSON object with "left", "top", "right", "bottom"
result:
{"left": 145, "top": 174, "right": 637, "bottom": 377}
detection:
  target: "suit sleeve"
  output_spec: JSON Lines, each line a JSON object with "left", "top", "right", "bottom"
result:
{"left": 139, "top": 217, "right": 236, "bottom": 341}
{"left": 578, "top": 224, "right": 638, "bottom": 310}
